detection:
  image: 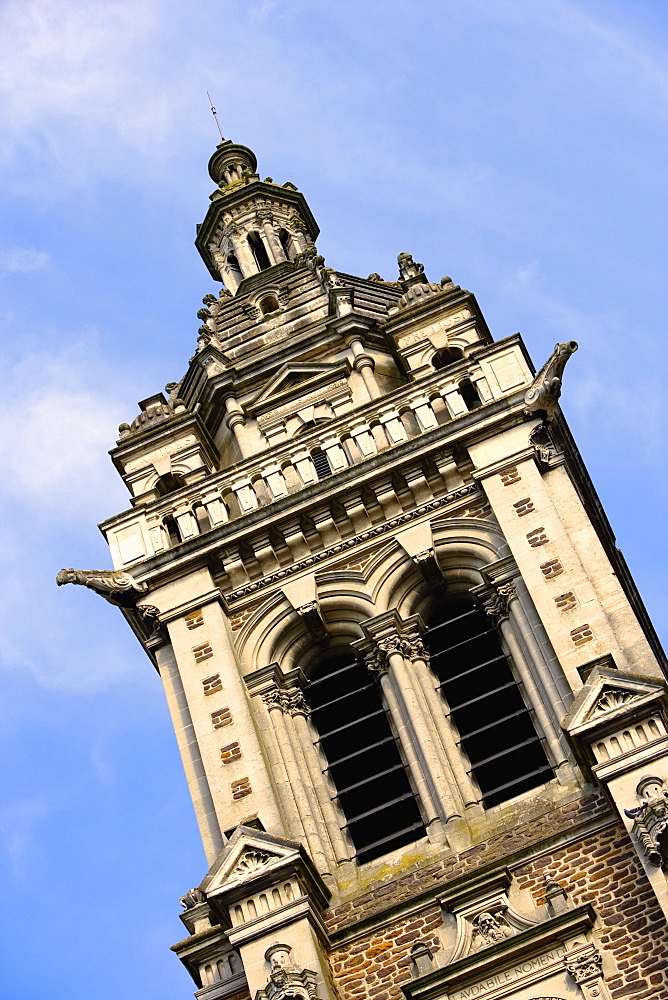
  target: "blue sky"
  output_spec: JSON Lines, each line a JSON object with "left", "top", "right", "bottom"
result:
{"left": 1, "top": 1, "right": 667, "bottom": 997}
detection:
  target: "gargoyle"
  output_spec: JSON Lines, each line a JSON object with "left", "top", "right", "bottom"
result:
{"left": 524, "top": 341, "right": 578, "bottom": 421}
{"left": 56, "top": 568, "right": 148, "bottom": 608}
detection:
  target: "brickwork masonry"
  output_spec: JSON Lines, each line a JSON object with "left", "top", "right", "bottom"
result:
{"left": 326, "top": 795, "right": 668, "bottom": 1000}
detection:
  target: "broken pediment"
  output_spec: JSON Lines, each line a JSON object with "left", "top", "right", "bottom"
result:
{"left": 562, "top": 667, "right": 666, "bottom": 741}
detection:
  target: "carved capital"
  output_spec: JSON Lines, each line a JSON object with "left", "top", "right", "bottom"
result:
{"left": 482, "top": 590, "right": 509, "bottom": 623}
{"left": 286, "top": 690, "right": 311, "bottom": 718}
{"left": 565, "top": 946, "right": 603, "bottom": 985}
{"left": 262, "top": 686, "right": 289, "bottom": 712}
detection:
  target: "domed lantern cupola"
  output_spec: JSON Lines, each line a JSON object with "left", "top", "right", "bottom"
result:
{"left": 195, "top": 138, "right": 320, "bottom": 294}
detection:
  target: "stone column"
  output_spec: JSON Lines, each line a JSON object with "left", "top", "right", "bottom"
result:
{"left": 349, "top": 337, "right": 382, "bottom": 399}
{"left": 362, "top": 634, "right": 445, "bottom": 841}
{"left": 482, "top": 582, "right": 568, "bottom": 771}
{"left": 225, "top": 397, "right": 253, "bottom": 458}
{"left": 287, "top": 691, "right": 353, "bottom": 865}
{"left": 261, "top": 687, "right": 329, "bottom": 876}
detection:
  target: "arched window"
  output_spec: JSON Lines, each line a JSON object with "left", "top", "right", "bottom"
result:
{"left": 459, "top": 378, "right": 482, "bottom": 411}
{"left": 432, "top": 346, "right": 463, "bottom": 369}
{"left": 259, "top": 294, "right": 279, "bottom": 315}
{"left": 424, "top": 596, "right": 553, "bottom": 807}
{"left": 278, "top": 228, "right": 295, "bottom": 261}
{"left": 154, "top": 472, "right": 186, "bottom": 496}
{"left": 247, "top": 231, "right": 271, "bottom": 271}
{"left": 304, "top": 652, "right": 425, "bottom": 863}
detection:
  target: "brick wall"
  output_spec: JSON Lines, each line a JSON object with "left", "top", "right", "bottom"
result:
{"left": 326, "top": 795, "right": 668, "bottom": 1000}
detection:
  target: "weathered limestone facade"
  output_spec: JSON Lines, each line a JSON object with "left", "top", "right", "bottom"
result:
{"left": 59, "top": 138, "right": 668, "bottom": 1000}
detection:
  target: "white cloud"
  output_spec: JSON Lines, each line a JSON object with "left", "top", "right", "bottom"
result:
{"left": 0, "top": 247, "right": 51, "bottom": 272}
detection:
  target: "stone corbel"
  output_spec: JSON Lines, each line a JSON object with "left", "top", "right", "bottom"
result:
{"left": 412, "top": 548, "right": 445, "bottom": 588}
{"left": 296, "top": 601, "right": 328, "bottom": 645}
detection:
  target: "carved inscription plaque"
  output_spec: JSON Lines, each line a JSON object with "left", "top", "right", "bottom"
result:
{"left": 451, "top": 946, "right": 566, "bottom": 999}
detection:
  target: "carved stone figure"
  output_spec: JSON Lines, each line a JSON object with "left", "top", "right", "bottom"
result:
{"left": 397, "top": 252, "right": 425, "bottom": 281}
{"left": 471, "top": 911, "right": 514, "bottom": 951}
{"left": 523, "top": 341, "right": 578, "bottom": 421}
{"left": 624, "top": 776, "right": 668, "bottom": 866}
{"left": 56, "top": 568, "right": 148, "bottom": 607}
{"left": 530, "top": 422, "right": 558, "bottom": 467}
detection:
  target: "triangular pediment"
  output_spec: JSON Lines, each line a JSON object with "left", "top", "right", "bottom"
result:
{"left": 201, "top": 826, "right": 302, "bottom": 896}
{"left": 249, "top": 362, "right": 350, "bottom": 414}
{"left": 562, "top": 667, "right": 666, "bottom": 738}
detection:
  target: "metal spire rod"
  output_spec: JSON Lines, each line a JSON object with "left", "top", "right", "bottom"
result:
{"left": 206, "top": 92, "right": 224, "bottom": 142}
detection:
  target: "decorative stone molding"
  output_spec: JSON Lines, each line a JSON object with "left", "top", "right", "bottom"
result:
{"left": 523, "top": 340, "right": 578, "bottom": 421}
{"left": 56, "top": 567, "right": 148, "bottom": 607}
{"left": 230, "top": 849, "right": 275, "bottom": 881}
{"left": 225, "top": 484, "right": 480, "bottom": 603}
{"left": 563, "top": 944, "right": 611, "bottom": 999}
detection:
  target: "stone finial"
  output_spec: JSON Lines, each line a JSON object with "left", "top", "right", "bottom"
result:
{"left": 56, "top": 568, "right": 148, "bottom": 607}
{"left": 397, "top": 252, "right": 425, "bottom": 281}
{"left": 180, "top": 887, "right": 206, "bottom": 909}
{"left": 523, "top": 341, "right": 578, "bottom": 421}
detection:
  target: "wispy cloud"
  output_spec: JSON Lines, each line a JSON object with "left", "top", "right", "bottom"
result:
{"left": 0, "top": 247, "right": 51, "bottom": 272}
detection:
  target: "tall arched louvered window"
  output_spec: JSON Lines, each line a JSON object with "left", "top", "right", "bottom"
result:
{"left": 247, "top": 231, "right": 271, "bottom": 271}
{"left": 304, "top": 652, "right": 425, "bottom": 864}
{"left": 425, "top": 596, "right": 553, "bottom": 807}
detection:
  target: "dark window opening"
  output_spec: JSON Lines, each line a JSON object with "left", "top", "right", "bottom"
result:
{"left": 312, "top": 448, "right": 333, "bottom": 479}
{"left": 424, "top": 596, "right": 553, "bottom": 807}
{"left": 155, "top": 472, "right": 186, "bottom": 496}
{"left": 459, "top": 378, "right": 482, "bottom": 411}
{"left": 278, "top": 228, "right": 295, "bottom": 261}
{"left": 247, "top": 231, "right": 271, "bottom": 271}
{"left": 260, "top": 294, "right": 279, "bottom": 315}
{"left": 305, "top": 653, "right": 425, "bottom": 863}
{"left": 163, "top": 515, "right": 181, "bottom": 547}
{"left": 226, "top": 251, "right": 242, "bottom": 275}
{"left": 432, "top": 347, "right": 463, "bottom": 369}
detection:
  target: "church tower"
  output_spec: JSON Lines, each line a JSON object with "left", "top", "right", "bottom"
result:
{"left": 59, "top": 138, "right": 668, "bottom": 1000}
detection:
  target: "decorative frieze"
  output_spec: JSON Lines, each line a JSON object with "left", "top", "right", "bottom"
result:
{"left": 225, "top": 484, "right": 480, "bottom": 603}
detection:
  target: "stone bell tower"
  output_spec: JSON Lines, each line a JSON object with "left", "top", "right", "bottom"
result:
{"left": 59, "top": 137, "right": 668, "bottom": 1000}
